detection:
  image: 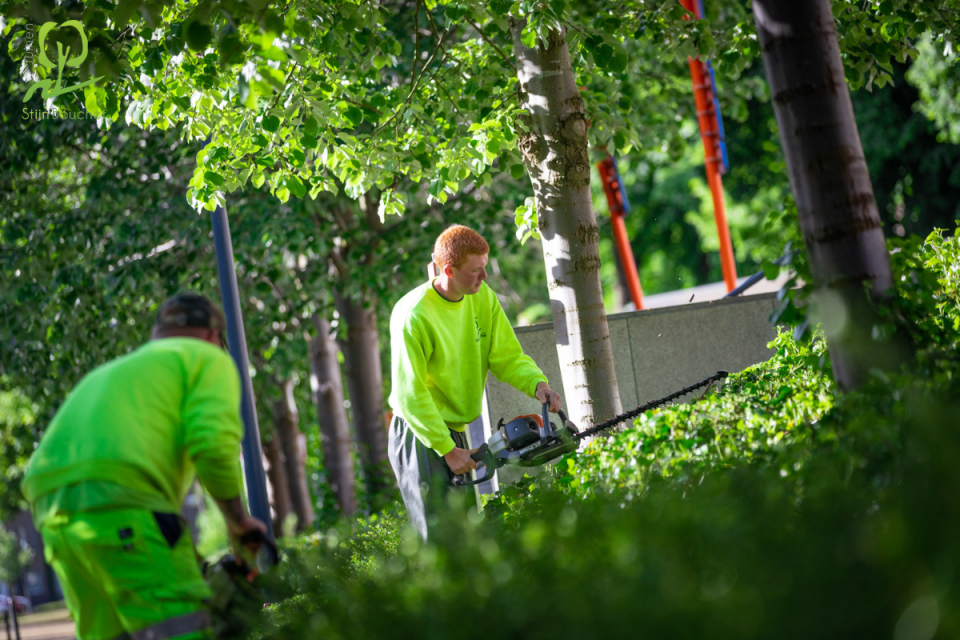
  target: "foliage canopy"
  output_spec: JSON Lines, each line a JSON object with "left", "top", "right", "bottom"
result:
{"left": 2, "top": 0, "right": 950, "bottom": 220}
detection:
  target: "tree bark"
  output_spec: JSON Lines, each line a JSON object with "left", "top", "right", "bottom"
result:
{"left": 754, "top": 0, "right": 909, "bottom": 389}
{"left": 309, "top": 315, "right": 357, "bottom": 516}
{"left": 272, "top": 378, "right": 314, "bottom": 531}
{"left": 262, "top": 435, "right": 292, "bottom": 534}
{"left": 510, "top": 19, "right": 623, "bottom": 427}
{"left": 334, "top": 291, "right": 392, "bottom": 499}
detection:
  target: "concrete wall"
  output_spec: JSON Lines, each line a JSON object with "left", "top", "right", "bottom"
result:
{"left": 477, "top": 292, "right": 781, "bottom": 490}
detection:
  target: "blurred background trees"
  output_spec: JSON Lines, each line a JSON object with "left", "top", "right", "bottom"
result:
{"left": 2, "top": 0, "right": 960, "bottom": 530}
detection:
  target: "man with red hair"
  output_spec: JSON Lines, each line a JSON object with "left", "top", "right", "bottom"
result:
{"left": 388, "top": 224, "right": 562, "bottom": 538}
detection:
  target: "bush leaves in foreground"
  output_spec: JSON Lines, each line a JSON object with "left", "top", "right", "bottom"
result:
{"left": 244, "top": 229, "right": 959, "bottom": 639}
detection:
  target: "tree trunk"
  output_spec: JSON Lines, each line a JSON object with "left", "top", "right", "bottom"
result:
{"left": 272, "top": 378, "right": 314, "bottom": 531}
{"left": 754, "top": 0, "right": 909, "bottom": 389}
{"left": 334, "top": 291, "right": 392, "bottom": 499}
{"left": 309, "top": 315, "right": 357, "bottom": 516}
{"left": 510, "top": 19, "right": 622, "bottom": 427}
{"left": 262, "top": 435, "right": 292, "bottom": 534}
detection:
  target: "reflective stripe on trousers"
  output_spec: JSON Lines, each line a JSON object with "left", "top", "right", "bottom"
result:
{"left": 109, "top": 611, "right": 211, "bottom": 640}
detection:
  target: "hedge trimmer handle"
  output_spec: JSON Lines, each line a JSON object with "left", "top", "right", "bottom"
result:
{"left": 452, "top": 443, "right": 496, "bottom": 486}
{"left": 540, "top": 402, "right": 553, "bottom": 438}
{"left": 238, "top": 529, "right": 279, "bottom": 567}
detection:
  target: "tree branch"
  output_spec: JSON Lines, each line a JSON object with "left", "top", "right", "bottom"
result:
{"left": 411, "top": 0, "right": 420, "bottom": 89}
{"left": 464, "top": 17, "right": 516, "bottom": 70}
{"left": 329, "top": 245, "right": 348, "bottom": 278}
{"left": 262, "top": 274, "right": 294, "bottom": 313}
{"left": 267, "top": 67, "right": 298, "bottom": 113}
{"left": 424, "top": 3, "right": 441, "bottom": 41}
{"left": 427, "top": 66, "right": 464, "bottom": 117}
{"left": 342, "top": 97, "right": 383, "bottom": 115}
{"left": 373, "top": 24, "right": 458, "bottom": 137}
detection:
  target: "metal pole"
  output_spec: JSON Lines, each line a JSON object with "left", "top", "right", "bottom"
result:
{"left": 724, "top": 247, "right": 798, "bottom": 298}
{"left": 210, "top": 203, "right": 275, "bottom": 540}
{"left": 609, "top": 213, "right": 644, "bottom": 309}
{"left": 9, "top": 604, "right": 18, "bottom": 640}
{"left": 597, "top": 155, "right": 645, "bottom": 310}
{"left": 680, "top": 0, "right": 738, "bottom": 292}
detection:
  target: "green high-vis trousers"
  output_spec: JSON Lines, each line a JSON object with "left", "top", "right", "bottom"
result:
{"left": 41, "top": 508, "right": 212, "bottom": 640}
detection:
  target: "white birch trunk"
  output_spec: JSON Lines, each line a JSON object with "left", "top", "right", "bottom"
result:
{"left": 510, "top": 19, "right": 622, "bottom": 427}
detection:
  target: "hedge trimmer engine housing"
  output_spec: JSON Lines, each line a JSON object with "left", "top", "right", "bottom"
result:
{"left": 454, "top": 404, "right": 579, "bottom": 486}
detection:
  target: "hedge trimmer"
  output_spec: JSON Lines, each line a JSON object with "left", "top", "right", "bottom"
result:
{"left": 204, "top": 531, "right": 279, "bottom": 639}
{"left": 455, "top": 371, "right": 729, "bottom": 487}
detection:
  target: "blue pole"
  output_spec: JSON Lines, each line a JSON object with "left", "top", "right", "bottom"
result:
{"left": 210, "top": 203, "right": 274, "bottom": 541}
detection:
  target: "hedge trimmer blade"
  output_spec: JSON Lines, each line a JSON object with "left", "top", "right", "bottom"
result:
{"left": 573, "top": 370, "right": 729, "bottom": 441}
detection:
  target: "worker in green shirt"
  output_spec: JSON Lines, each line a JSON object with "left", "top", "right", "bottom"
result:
{"left": 22, "top": 292, "right": 267, "bottom": 640}
{"left": 388, "top": 225, "right": 562, "bottom": 539}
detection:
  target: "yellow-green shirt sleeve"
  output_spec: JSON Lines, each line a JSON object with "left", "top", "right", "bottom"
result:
{"left": 487, "top": 293, "right": 548, "bottom": 397}
{"left": 393, "top": 322, "right": 458, "bottom": 456}
{"left": 183, "top": 350, "right": 244, "bottom": 500}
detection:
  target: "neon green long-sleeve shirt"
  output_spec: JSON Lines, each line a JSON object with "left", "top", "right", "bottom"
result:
{"left": 24, "top": 337, "right": 244, "bottom": 527}
{"left": 389, "top": 279, "right": 548, "bottom": 455}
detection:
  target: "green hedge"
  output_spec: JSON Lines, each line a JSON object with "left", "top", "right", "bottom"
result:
{"left": 490, "top": 329, "right": 834, "bottom": 507}
{"left": 244, "top": 229, "right": 959, "bottom": 639}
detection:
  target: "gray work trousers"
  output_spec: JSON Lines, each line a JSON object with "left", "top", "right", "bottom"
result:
{"left": 387, "top": 414, "right": 470, "bottom": 541}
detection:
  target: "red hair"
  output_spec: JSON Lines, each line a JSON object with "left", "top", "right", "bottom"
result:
{"left": 433, "top": 225, "right": 489, "bottom": 269}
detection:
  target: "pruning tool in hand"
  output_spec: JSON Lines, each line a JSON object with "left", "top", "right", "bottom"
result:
{"left": 455, "top": 371, "right": 729, "bottom": 487}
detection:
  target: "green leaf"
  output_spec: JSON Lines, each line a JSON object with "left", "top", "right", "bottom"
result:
{"left": 613, "top": 131, "right": 627, "bottom": 152}
{"left": 85, "top": 86, "right": 106, "bottom": 118}
{"left": 521, "top": 24, "right": 537, "bottom": 49}
{"left": 204, "top": 171, "right": 225, "bottom": 187}
{"left": 127, "top": 45, "right": 143, "bottom": 68}
{"left": 610, "top": 51, "right": 628, "bottom": 74}
{"left": 343, "top": 106, "right": 364, "bottom": 127}
{"left": 762, "top": 261, "right": 781, "bottom": 280}
{"left": 595, "top": 44, "right": 615, "bottom": 70}
{"left": 219, "top": 33, "right": 243, "bottom": 65}
{"left": 698, "top": 33, "right": 715, "bottom": 57}
{"left": 263, "top": 115, "right": 281, "bottom": 132}
{"left": 286, "top": 174, "right": 306, "bottom": 199}
{"left": 185, "top": 22, "right": 213, "bottom": 51}
{"left": 304, "top": 115, "right": 319, "bottom": 135}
